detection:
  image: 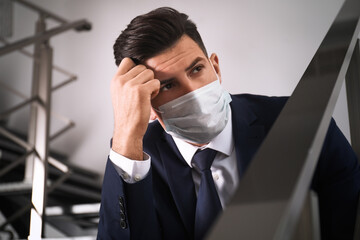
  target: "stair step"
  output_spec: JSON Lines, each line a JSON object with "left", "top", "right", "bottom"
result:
{"left": 0, "top": 149, "right": 101, "bottom": 192}
{"left": 46, "top": 203, "right": 100, "bottom": 217}
{"left": 0, "top": 181, "right": 32, "bottom": 194}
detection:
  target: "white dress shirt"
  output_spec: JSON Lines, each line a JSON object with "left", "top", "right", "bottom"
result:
{"left": 109, "top": 110, "right": 239, "bottom": 208}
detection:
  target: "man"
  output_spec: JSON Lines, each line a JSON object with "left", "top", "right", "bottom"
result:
{"left": 98, "top": 7, "right": 360, "bottom": 240}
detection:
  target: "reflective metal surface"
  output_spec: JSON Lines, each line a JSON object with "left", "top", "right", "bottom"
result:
{"left": 346, "top": 40, "right": 360, "bottom": 159}
{"left": 208, "top": 0, "right": 360, "bottom": 239}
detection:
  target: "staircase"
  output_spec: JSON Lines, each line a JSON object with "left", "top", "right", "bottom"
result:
{"left": 0, "top": 0, "right": 100, "bottom": 238}
{"left": 0, "top": 124, "right": 101, "bottom": 238}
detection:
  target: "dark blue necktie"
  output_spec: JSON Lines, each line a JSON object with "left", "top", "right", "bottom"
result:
{"left": 193, "top": 148, "right": 222, "bottom": 240}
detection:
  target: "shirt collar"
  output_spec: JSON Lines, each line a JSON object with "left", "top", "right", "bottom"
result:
{"left": 172, "top": 109, "right": 234, "bottom": 168}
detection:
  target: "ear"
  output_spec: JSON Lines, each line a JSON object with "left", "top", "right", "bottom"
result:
{"left": 150, "top": 108, "right": 157, "bottom": 121}
{"left": 209, "top": 53, "right": 222, "bottom": 83}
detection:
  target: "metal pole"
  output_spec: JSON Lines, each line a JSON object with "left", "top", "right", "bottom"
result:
{"left": 27, "top": 17, "right": 53, "bottom": 239}
{"left": 345, "top": 39, "right": 360, "bottom": 159}
{"left": 25, "top": 16, "right": 45, "bottom": 184}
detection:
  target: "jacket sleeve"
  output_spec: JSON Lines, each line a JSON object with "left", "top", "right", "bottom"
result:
{"left": 312, "top": 119, "right": 360, "bottom": 240}
{"left": 97, "top": 158, "right": 161, "bottom": 240}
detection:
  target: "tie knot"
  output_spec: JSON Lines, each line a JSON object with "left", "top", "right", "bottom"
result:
{"left": 192, "top": 148, "right": 217, "bottom": 172}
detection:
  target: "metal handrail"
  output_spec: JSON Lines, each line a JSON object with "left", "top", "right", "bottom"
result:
{"left": 346, "top": 40, "right": 360, "bottom": 159}
{"left": 0, "top": 37, "right": 78, "bottom": 89}
{"left": 14, "top": 0, "right": 68, "bottom": 24}
{"left": 209, "top": 0, "right": 360, "bottom": 239}
{"left": 0, "top": 19, "right": 90, "bottom": 57}
{"left": 14, "top": 0, "right": 91, "bottom": 31}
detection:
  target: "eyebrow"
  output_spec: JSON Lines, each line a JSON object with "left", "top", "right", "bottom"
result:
{"left": 185, "top": 57, "right": 204, "bottom": 72}
{"left": 159, "top": 78, "right": 175, "bottom": 86}
{"left": 159, "top": 57, "right": 205, "bottom": 85}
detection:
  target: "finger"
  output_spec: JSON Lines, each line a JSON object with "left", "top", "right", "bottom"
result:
{"left": 144, "top": 79, "right": 160, "bottom": 99}
{"left": 130, "top": 68, "right": 155, "bottom": 85}
{"left": 116, "top": 57, "right": 136, "bottom": 76}
{"left": 123, "top": 64, "right": 148, "bottom": 80}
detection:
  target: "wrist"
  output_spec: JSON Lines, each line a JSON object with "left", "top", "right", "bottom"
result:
{"left": 112, "top": 133, "right": 144, "bottom": 160}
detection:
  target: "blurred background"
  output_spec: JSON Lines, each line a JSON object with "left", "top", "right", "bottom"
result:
{"left": 0, "top": 0, "right": 358, "bottom": 238}
{"left": 1, "top": 0, "right": 355, "bottom": 174}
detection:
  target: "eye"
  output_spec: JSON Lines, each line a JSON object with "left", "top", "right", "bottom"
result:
{"left": 160, "top": 82, "right": 175, "bottom": 92}
{"left": 191, "top": 65, "right": 204, "bottom": 74}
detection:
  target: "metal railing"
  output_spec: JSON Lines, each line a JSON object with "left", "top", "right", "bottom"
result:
{"left": 209, "top": 0, "right": 360, "bottom": 239}
{"left": 0, "top": 0, "right": 92, "bottom": 238}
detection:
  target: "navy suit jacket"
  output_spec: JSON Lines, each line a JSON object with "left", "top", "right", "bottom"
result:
{"left": 97, "top": 94, "right": 360, "bottom": 240}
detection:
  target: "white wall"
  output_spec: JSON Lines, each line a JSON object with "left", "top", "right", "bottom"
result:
{"left": 0, "top": 0, "right": 354, "bottom": 175}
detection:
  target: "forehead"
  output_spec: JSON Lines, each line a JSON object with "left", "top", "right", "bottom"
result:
{"left": 145, "top": 35, "right": 206, "bottom": 73}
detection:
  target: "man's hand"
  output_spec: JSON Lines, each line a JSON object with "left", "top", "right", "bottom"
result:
{"left": 111, "top": 58, "right": 160, "bottom": 160}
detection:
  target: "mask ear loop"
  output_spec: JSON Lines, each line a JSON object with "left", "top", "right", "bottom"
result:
{"left": 153, "top": 107, "right": 164, "bottom": 114}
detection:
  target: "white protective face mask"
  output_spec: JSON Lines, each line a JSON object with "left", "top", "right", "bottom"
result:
{"left": 157, "top": 77, "right": 232, "bottom": 144}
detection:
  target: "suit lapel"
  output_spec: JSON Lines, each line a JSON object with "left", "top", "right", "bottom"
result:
{"left": 156, "top": 133, "right": 196, "bottom": 237}
{"left": 230, "top": 95, "right": 265, "bottom": 179}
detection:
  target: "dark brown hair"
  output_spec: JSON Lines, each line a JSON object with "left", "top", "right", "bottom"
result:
{"left": 113, "top": 7, "right": 208, "bottom": 65}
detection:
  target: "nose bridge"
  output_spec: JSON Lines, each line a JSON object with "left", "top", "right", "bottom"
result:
{"left": 180, "top": 75, "right": 199, "bottom": 94}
